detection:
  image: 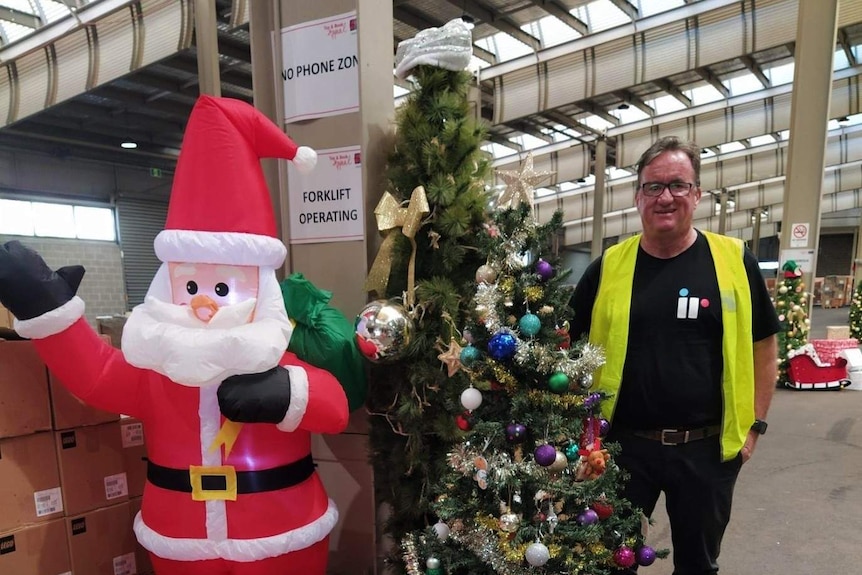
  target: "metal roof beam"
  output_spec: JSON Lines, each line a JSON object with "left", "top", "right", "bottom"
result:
{"left": 614, "top": 90, "right": 655, "bottom": 116}
{"left": 607, "top": 0, "right": 639, "bottom": 21}
{"left": 654, "top": 78, "right": 692, "bottom": 107}
{"left": 0, "top": 6, "right": 41, "bottom": 30}
{"left": 740, "top": 55, "right": 771, "bottom": 88}
{"left": 449, "top": 0, "right": 542, "bottom": 50}
{"left": 695, "top": 66, "right": 730, "bottom": 97}
{"left": 525, "top": 0, "right": 588, "bottom": 35}
{"left": 579, "top": 101, "right": 621, "bottom": 126}
{"left": 838, "top": 28, "right": 857, "bottom": 66}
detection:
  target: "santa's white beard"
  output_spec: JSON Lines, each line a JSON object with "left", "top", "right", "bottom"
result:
{"left": 121, "top": 297, "right": 292, "bottom": 387}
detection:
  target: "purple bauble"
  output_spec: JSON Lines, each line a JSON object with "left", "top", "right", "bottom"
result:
{"left": 613, "top": 546, "right": 636, "bottom": 568}
{"left": 505, "top": 422, "right": 527, "bottom": 443}
{"left": 488, "top": 332, "right": 517, "bottom": 360}
{"left": 598, "top": 418, "right": 610, "bottom": 437}
{"left": 583, "top": 392, "right": 602, "bottom": 409}
{"left": 534, "top": 444, "right": 557, "bottom": 466}
{"left": 536, "top": 259, "right": 554, "bottom": 281}
{"left": 576, "top": 509, "right": 599, "bottom": 526}
{"left": 636, "top": 545, "right": 657, "bottom": 567}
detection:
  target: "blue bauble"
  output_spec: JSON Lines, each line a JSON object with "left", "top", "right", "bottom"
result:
{"left": 459, "top": 345, "right": 481, "bottom": 368}
{"left": 488, "top": 332, "right": 517, "bottom": 360}
{"left": 518, "top": 313, "right": 541, "bottom": 337}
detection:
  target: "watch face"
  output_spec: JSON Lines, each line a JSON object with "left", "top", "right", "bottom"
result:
{"left": 752, "top": 420, "right": 768, "bottom": 435}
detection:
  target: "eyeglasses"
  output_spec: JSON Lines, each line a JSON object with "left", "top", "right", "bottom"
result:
{"left": 639, "top": 182, "right": 695, "bottom": 197}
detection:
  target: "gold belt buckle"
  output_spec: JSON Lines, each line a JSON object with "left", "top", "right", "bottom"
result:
{"left": 189, "top": 465, "right": 238, "bottom": 501}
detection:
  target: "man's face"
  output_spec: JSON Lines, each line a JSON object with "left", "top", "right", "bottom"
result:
{"left": 168, "top": 262, "right": 259, "bottom": 323}
{"left": 636, "top": 150, "right": 701, "bottom": 238}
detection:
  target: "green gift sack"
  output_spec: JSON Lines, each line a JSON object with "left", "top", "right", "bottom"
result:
{"left": 281, "top": 273, "right": 367, "bottom": 411}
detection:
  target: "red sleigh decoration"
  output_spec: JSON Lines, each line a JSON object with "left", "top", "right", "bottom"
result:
{"left": 786, "top": 343, "right": 851, "bottom": 390}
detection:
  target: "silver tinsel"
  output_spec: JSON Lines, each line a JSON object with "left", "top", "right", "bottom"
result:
{"left": 449, "top": 525, "right": 535, "bottom": 575}
{"left": 401, "top": 534, "right": 423, "bottom": 575}
{"left": 447, "top": 443, "right": 543, "bottom": 488}
{"left": 475, "top": 283, "right": 503, "bottom": 332}
{"left": 513, "top": 340, "right": 605, "bottom": 383}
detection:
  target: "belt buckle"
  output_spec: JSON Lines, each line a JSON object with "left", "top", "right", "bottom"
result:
{"left": 189, "top": 465, "right": 238, "bottom": 501}
{"left": 660, "top": 429, "right": 689, "bottom": 445}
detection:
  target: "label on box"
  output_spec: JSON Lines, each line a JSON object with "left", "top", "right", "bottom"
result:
{"left": 113, "top": 552, "right": 137, "bottom": 575}
{"left": 34, "top": 486, "right": 63, "bottom": 517}
{"left": 71, "top": 517, "right": 87, "bottom": 536}
{"left": 60, "top": 431, "right": 77, "bottom": 449}
{"left": 121, "top": 421, "right": 144, "bottom": 448}
{"left": 0, "top": 534, "right": 15, "bottom": 555}
{"left": 104, "top": 472, "right": 129, "bottom": 500}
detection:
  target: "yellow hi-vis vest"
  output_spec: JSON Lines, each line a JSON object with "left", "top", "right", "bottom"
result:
{"left": 590, "top": 231, "right": 755, "bottom": 461}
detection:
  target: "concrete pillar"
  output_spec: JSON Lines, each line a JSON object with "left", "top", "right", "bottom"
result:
{"left": 247, "top": 2, "right": 393, "bottom": 573}
{"left": 591, "top": 136, "right": 606, "bottom": 259}
{"left": 780, "top": 0, "right": 839, "bottom": 314}
{"left": 193, "top": 0, "right": 221, "bottom": 96}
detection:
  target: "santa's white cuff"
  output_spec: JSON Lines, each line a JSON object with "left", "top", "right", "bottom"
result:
{"left": 14, "top": 297, "right": 85, "bottom": 339}
{"left": 292, "top": 146, "right": 317, "bottom": 174}
{"left": 277, "top": 366, "right": 309, "bottom": 432}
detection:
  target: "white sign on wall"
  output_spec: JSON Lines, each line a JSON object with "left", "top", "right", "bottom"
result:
{"left": 790, "top": 222, "right": 810, "bottom": 248}
{"left": 281, "top": 11, "right": 359, "bottom": 123}
{"left": 287, "top": 145, "right": 364, "bottom": 244}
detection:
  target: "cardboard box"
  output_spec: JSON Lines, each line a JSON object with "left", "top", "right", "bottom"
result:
{"left": 0, "top": 432, "right": 64, "bottom": 532}
{"left": 0, "top": 519, "right": 71, "bottom": 575}
{"left": 67, "top": 501, "right": 137, "bottom": 575}
{"left": 55, "top": 421, "right": 129, "bottom": 516}
{"left": 128, "top": 497, "right": 153, "bottom": 574}
{"left": 48, "top": 334, "right": 120, "bottom": 430}
{"left": 120, "top": 416, "right": 148, "bottom": 498}
{"left": 97, "top": 315, "right": 128, "bottom": 349}
{"left": 0, "top": 339, "right": 52, "bottom": 439}
{"left": 827, "top": 325, "right": 851, "bottom": 340}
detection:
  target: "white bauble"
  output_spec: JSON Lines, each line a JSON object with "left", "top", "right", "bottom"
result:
{"left": 460, "top": 387, "right": 483, "bottom": 411}
{"left": 433, "top": 521, "right": 450, "bottom": 541}
{"left": 525, "top": 542, "right": 550, "bottom": 566}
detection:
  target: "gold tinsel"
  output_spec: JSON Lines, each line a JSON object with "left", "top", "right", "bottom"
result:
{"left": 526, "top": 389, "right": 586, "bottom": 409}
{"left": 498, "top": 276, "right": 516, "bottom": 296}
{"left": 524, "top": 285, "right": 544, "bottom": 302}
{"left": 489, "top": 361, "right": 519, "bottom": 391}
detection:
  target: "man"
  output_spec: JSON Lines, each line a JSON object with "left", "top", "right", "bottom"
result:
{"left": 0, "top": 96, "right": 349, "bottom": 575}
{"left": 570, "top": 136, "right": 778, "bottom": 575}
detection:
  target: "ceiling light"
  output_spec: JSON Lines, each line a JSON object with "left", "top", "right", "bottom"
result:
{"left": 617, "top": 103, "right": 630, "bottom": 110}
{"left": 576, "top": 178, "right": 586, "bottom": 183}
{"left": 838, "top": 116, "right": 850, "bottom": 123}
{"left": 121, "top": 141, "right": 137, "bottom": 149}
{"left": 461, "top": 13, "right": 475, "bottom": 29}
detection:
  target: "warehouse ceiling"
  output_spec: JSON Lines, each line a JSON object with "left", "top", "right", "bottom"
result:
{"left": 0, "top": 0, "right": 861, "bottom": 245}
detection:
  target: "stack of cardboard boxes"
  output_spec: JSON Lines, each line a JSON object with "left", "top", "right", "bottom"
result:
{"left": 0, "top": 307, "right": 151, "bottom": 575}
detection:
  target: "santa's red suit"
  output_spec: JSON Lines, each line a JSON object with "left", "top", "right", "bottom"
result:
{"left": 30, "top": 317, "right": 347, "bottom": 572}
{"left": 2, "top": 96, "right": 351, "bottom": 575}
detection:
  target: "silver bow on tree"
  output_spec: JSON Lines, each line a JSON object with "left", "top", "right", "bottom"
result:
{"left": 394, "top": 18, "right": 473, "bottom": 79}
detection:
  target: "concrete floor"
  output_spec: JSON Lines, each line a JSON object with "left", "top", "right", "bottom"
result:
{"left": 643, "top": 305, "right": 862, "bottom": 574}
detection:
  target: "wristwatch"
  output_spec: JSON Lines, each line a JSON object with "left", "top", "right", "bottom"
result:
{"left": 750, "top": 419, "right": 768, "bottom": 435}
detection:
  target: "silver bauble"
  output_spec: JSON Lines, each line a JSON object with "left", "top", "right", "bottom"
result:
{"left": 354, "top": 299, "right": 413, "bottom": 362}
{"left": 498, "top": 512, "right": 521, "bottom": 532}
{"left": 548, "top": 450, "right": 568, "bottom": 472}
{"left": 476, "top": 264, "right": 497, "bottom": 284}
{"left": 579, "top": 373, "right": 594, "bottom": 389}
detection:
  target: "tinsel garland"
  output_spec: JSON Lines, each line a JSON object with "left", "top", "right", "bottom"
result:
{"left": 401, "top": 534, "right": 423, "bottom": 575}
{"left": 447, "top": 443, "right": 540, "bottom": 485}
{"left": 448, "top": 523, "right": 535, "bottom": 575}
{"left": 476, "top": 283, "right": 503, "bottom": 333}
{"left": 514, "top": 340, "right": 605, "bottom": 379}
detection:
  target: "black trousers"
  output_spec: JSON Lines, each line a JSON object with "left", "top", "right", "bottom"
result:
{"left": 608, "top": 432, "right": 743, "bottom": 575}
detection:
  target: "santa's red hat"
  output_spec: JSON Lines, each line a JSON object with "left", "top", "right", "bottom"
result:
{"left": 153, "top": 95, "right": 316, "bottom": 268}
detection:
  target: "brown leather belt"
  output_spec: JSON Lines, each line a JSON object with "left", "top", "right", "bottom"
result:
{"left": 623, "top": 425, "right": 722, "bottom": 445}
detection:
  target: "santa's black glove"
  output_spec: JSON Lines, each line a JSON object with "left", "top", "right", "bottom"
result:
{"left": 0, "top": 241, "right": 85, "bottom": 321}
{"left": 217, "top": 366, "right": 292, "bottom": 424}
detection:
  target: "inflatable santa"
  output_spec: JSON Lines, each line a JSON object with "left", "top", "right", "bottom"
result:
{"left": 0, "top": 95, "right": 349, "bottom": 575}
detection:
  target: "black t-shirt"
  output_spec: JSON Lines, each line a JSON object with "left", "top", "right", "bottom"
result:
{"left": 570, "top": 232, "right": 779, "bottom": 429}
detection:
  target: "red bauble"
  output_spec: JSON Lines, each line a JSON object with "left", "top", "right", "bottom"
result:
{"left": 455, "top": 411, "right": 474, "bottom": 431}
{"left": 591, "top": 500, "right": 614, "bottom": 520}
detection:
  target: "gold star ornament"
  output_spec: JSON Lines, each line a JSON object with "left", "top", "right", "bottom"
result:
{"left": 437, "top": 338, "right": 463, "bottom": 377}
{"left": 495, "top": 152, "right": 555, "bottom": 210}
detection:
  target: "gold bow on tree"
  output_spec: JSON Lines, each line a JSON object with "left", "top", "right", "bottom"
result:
{"left": 364, "top": 186, "right": 430, "bottom": 307}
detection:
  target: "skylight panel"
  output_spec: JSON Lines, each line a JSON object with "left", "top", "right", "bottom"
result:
{"left": 749, "top": 134, "right": 776, "bottom": 147}
{"left": 687, "top": 84, "right": 725, "bottom": 106}
{"left": 2, "top": 20, "right": 36, "bottom": 42}
{"left": 727, "top": 73, "right": 763, "bottom": 96}
{"left": 534, "top": 187, "right": 556, "bottom": 198}
{"left": 765, "top": 62, "right": 794, "bottom": 85}
{"left": 610, "top": 105, "right": 650, "bottom": 124}
{"left": 41, "top": 0, "right": 76, "bottom": 23}
{"left": 532, "top": 15, "right": 581, "bottom": 48}
{"left": 833, "top": 48, "right": 850, "bottom": 70}
{"left": 639, "top": 0, "right": 686, "bottom": 18}
{"left": 718, "top": 141, "right": 746, "bottom": 153}
{"left": 608, "top": 166, "right": 632, "bottom": 179}
{"left": 517, "top": 133, "right": 551, "bottom": 150}
{"left": 482, "top": 30, "right": 533, "bottom": 63}
{"left": 580, "top": 114, "right": 615, "bottom": 131}
{"left": 648, "top": 95, "right": 686, "bottom": 114}
{"left": 579, "top": 0, "right": 630, "bottom": 32}
{"left": 483, "top": 142, "right": 519, "bottom": 160}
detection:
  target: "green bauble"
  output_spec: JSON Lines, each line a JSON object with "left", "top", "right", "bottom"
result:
{"left": 548, "top": 371, "right": 570, "bottom": 393}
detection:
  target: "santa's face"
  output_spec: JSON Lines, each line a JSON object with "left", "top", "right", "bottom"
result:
{"left": 169, "top": 262, "right": 259, "bottom": 323}
{"left": 121, "top": 262, "right": 292, "bottom": 387}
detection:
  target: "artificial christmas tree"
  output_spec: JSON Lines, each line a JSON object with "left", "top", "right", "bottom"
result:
{"left": 774, "top": 260, "right": 811, "bottom": 386}
{"left": 849, "top": 281, "right": 862, "bottom": 341}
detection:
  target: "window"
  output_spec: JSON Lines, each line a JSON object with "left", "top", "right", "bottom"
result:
{"left": 0, "top": 198, "right": 116, "bottom": 241}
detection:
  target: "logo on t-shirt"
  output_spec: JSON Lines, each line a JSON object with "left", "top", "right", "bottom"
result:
{"left": 677, "top": 287, "right": 710, "bottom": 319}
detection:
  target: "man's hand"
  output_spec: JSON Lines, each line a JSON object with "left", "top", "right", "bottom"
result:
{"left": 0, "top": 241, "right": 85, "bottom": 320}
{"left": 741, "top": 431, "right": 759, "bottom": 464}
{"left": 217, "top": 366, "right": 292, "bottom": 424}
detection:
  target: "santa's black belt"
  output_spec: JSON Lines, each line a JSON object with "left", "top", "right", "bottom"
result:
{"left": 146, "top": 454, "right": 314, "bottom": 500}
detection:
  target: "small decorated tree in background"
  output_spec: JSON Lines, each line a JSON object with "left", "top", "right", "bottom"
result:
{"left": 774, "top": 260, "right": 811, "bottom": 386}
{"left": 849, "top": 281, "right": 862, "bottom": 341}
